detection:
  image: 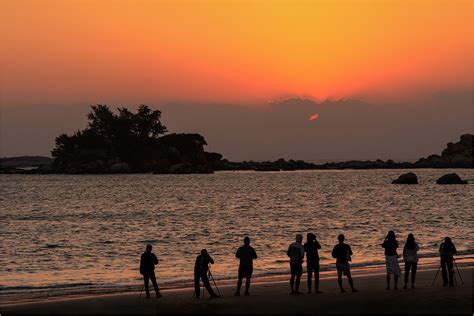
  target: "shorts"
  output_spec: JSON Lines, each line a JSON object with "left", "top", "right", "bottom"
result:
{"left": 238, "top": 265, "right": 253, "bottom": 279}
{"left": 336, "top": 263, "right": 351, "bottom": 276}
{"left": 290, "top": 263, "right": 303, "bottom": 276}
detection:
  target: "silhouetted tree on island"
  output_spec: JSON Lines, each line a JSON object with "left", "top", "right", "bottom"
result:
{"left": 51, "top": 105, "right": 220, "bottom": 174}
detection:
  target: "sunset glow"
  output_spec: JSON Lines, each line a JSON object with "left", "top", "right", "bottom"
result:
{"left": 2, "top": 0, "right": 473, "bottom": 106}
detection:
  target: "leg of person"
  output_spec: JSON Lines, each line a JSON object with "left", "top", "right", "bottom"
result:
{"left": 194, "top": 271, "right": 201, "bottom": 299}
{"left": 411, "top": 262, "right": 417, "bottom": 288}
{"left": 403, "top": 262, "right": 410, "bottom": 289}
{"left": 149, "top": 271, "right": 161, "bottom": 298}
{"left": 245, "top": 276, "right": 251, "bottom": 296}
{"left": 290, "top": 274, "right": 295, "bottom": 294}
{"left": 337, "top": 268, "right": 345, "bottom": 293}
{"left": 235, "top": 277, "right": 242, "bottom": 296}
{"left": 202, "top": 272, "right": 218, "bottom": 297}
{"left": 307, "top": 264, "right": 313, "bottom": 293}
{"left": 447, "top": 257, "right": 454, "bottom": 286}
{"left": 347, "top": 269, "right": 357, "bottom": 292}
{"left": 314, "top": 261, "right": 321, "bottom": 293}
{"left": 235, "top": 266, "right": 243, "bottom": 296}
{"left": 441, "top": 257, "right": 448, "bottom": 286}
{"left": 295, "top": 274, "right": 301, "bottom": 294}
{"left": 394, "top": 274, "right": 399, "bottom": 289}
{"left": 143, "top": 274, "right": 151, "bottom": 298}
{"left": 386, "top": 273, "right": 391, "bottom": 290}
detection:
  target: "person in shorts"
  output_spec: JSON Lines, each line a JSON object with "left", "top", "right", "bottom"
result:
{"left": 332, "top": 234, "right": 358, "bottom": 293}
{"left": 287, "top": 234, "right": 305, "bottom": 295}
{"left": 234, "top": 236, "right": 258, "bottom": 296}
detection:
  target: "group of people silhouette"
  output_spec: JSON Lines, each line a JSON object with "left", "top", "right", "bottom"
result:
{"left": 139, "top": 232, "right": 458, "bottom": 299}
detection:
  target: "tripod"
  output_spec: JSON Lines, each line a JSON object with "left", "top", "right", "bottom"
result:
{"left": 431, "top": 258, "right": 464, "bottom": 286}
{"left": 192, "top": 266, "right": 221, "bottom": 299}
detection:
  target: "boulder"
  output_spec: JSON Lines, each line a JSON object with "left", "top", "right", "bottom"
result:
{"left": 436, "top": 173, "right": 468, "bottom": 184}
{"left": 392, "top": 172, "right": 418, "bottom": 184}
{"left": 169, "top": 162, "right": 193, "bottom": 174}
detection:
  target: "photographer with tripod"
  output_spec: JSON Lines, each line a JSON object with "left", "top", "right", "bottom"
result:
{"left": 439, "top": 237, "right": 457, "bottom": 287}
{"left": 194, "top": 249, "right": 219, "bottom": 299}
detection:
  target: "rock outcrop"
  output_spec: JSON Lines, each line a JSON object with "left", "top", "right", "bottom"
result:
{"left": 392, "top": 172, "right": 418, "bottom": 184}
{"left": 436, "top": 173, "right": 468, "bottom": 184}
{"left": 416, "top": 134, "right": 473, "bottom": 168}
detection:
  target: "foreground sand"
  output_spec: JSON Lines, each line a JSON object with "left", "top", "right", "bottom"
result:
{"left": 1, "top": 267, "right": 472, "bottom": 314}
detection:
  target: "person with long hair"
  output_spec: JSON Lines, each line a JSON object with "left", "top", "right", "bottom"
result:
{"left": 382, "top": 230, "right": 401, "bottom": 290}
{"left": 402, "top": 234, "right": 420, "bottom": 289}
{"left": 304, "top": 233, "right": 322, "bottom": 294}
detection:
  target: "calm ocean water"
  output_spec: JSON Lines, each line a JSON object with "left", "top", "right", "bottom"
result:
{"left": 1, "top": 169, "right": 473, "bottom": 296}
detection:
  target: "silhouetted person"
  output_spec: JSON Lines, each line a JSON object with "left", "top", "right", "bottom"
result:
{"left": 304, "top": 233, "right": 322, "bottom": 294}
{"left": 402, "top": 233, "right": 420, "bottom": 289}
{"left": 332, "top": 234, "right": 357, "bottom": 293}
{"left": 234, "top": 237, "right": 258, "bottom": 296}
{"left": 139, "top": 244, "right": 161, "bottom": 298}
{"left": 382, "top": 231, "right": 401, "bottom": 290}
{"left": 194, "top": 249, "right": 219, "bottom": 298}
{"left": 439, "top": 237, "right": 457, "bottom": 287}
{"left": 287, "top": 234, "right": 305, "bottom": 294}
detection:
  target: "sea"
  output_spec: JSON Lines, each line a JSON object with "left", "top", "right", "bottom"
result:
{"left": 1, "top": 169, "right": 473, "bottom": 297}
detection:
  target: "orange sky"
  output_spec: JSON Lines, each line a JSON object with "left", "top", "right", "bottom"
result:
{"left": 1, "top": 0, "right": 473, "bottom": 106}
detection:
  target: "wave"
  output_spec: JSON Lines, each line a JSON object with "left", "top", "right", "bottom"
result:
{"left": 2, "top": 251, "right": 473, "bottom": 297}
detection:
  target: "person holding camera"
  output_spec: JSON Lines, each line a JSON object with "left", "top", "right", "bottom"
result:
{"left": 194, "top": 249, "right": 219, "bottom": 299}
{"left": 304, "top": 232, "right": 322, "bottom": 294}
{"left": 139, "top": 244, "right": 162, "bottom": 298}
{"left": 382, "top": 230, "right": 401, "bottom": 290}
{"left": 439, "top": 237, "right": 457, "bottom": 287}
{"left": 332, "top": 234, "right": 357, "bottom": 293}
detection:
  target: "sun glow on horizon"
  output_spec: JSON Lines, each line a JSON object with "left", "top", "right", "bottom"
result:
{"left": 1, "top": 0, "right": 473, "bottom": 106}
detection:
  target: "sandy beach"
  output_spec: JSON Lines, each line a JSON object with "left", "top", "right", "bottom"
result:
{"left": 1, "top": 266, "right": 472, "bottom": 314}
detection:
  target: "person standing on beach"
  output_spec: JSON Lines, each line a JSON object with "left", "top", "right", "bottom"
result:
{"left": 402, "top": 233, "right": 420, "bottom": 289}
{"left": 331, "top": 234, "right": 357, "bottom": 293}
{"left": 287, "top": 234, "right": 305, "bottom": 295}
{"left": 439, "top": 237, "right": 457, "bottom": 287}
{"left": 139, "top": 244, "right": 162, "bottom": 298}
{"left": 234, "top": 236, "right": 258, "bottom": 296}
{"left": 194, "top": 249, "right": 219, "bottom": 299}
{"left": 304, "top": 233, "right": 322, "bottom": 294}
{"left": 382, "top": 230, "right": 401, "bottom": 290}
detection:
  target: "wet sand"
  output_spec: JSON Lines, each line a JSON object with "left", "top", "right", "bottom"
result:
{"left": 1, "top": 267, "right": 472, "bottom": 314}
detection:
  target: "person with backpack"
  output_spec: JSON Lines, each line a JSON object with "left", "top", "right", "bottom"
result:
{"left": 139, "top": 244, "right": 161, "bottom": 298}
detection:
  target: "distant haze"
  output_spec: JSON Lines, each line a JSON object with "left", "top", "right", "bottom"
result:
{"left": 1, "top": 91, "right": 472, "bottom": 162}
